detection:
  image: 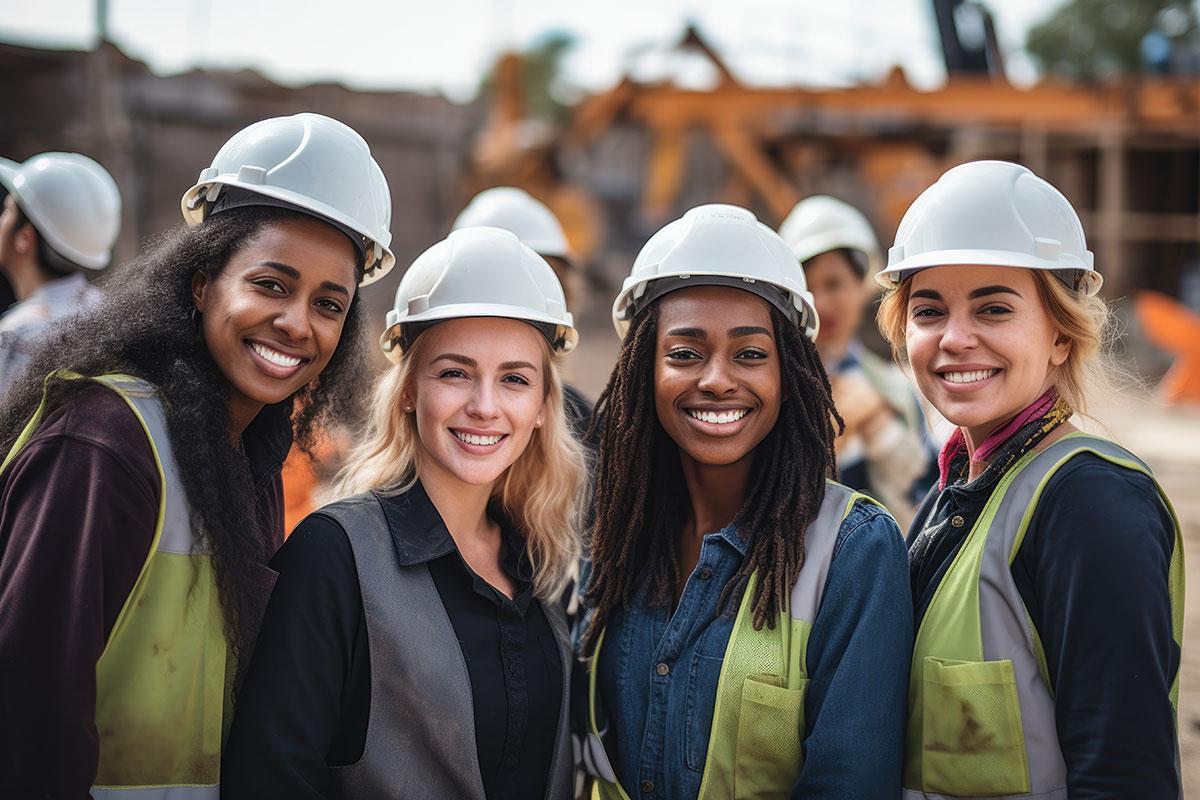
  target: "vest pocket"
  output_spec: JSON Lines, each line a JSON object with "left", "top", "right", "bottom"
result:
{"left": 921, "top": 656, "right": 1029, "bottom": 796}
{"left": 734, "top": 674, "right": 806, "bottom": 799}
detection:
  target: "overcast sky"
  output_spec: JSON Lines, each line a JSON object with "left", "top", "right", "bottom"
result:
{"left": 1, "top": 0, "right": 1065, "bottom": 101}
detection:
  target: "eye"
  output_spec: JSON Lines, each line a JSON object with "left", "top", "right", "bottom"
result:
{"left": 501, "top": 373, "right": 531, "bottom": 386}
{"left": 438, "top": 368, "right": 467, "bottom": 379}
{"left": 666, "top": 348, "right": 701, "bottom": 361}
{"left": 978, "top": 304, "right": 1012, "bottom": 316}
{"left": 910, "top": 305, "right": 943, "bottom": 319}
{"left": 735, "top": 348, "right": 768, "bottom": 360}
{"left": 315, "top": 297, "right": 345, "bottom": 315}
{"left": 252, "top": 277, "right": 287, "bottom": 294}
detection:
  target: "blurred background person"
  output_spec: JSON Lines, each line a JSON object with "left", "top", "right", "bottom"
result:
{"left": 780, "top": 195, "right": 936, "bottom": 527}
{"left": 0, "top": 152, "right": 120, "bottom": 391}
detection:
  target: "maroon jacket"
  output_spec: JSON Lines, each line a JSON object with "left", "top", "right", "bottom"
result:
{"left": 0, "top": 381, "right": 290, "bottom": 800}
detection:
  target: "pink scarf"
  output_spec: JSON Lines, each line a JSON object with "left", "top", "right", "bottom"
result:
{"left": 937, "top": 388, "right": 1059, "bottom": 490}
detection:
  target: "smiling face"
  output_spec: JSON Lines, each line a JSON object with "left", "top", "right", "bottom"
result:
{"left": 404, "top": 316, "right": 549, "bottom": 491}
{"left": 905, "top": 265, "right": 1070, "bottom": 446}
{"left": 192, "top": 214, "right": 358, "bottom": 429}
{"left": 804, "top": 249, "right": 866, "bottom": 360}
{"left": 654, "top": 286, "right": 782, "bottom": 470}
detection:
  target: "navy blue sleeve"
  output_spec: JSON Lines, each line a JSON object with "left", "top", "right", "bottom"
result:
{"left": 223, "top": 514, "right": 368, "bottom": 799}
{"left": 1015, "top": 456, "right": 1180, "bottom": 799}
{"left": 792, "top": 501, "right": 913, "bottom": 799}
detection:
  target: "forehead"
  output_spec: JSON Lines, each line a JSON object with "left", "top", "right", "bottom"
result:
{"left": 656, "top": 285, "right": 775, "bottom": 331}
{"left": 418, "top": 316, "right": 546, "bottom": 362}
{"left": 910, "top": 264, "right": 1037, "bottom": 296}
{"left": 232, "top": 216, "right": 359, "bottom": 287}
{"left": 804, "top": 250, "right": 861, "bottom": 284}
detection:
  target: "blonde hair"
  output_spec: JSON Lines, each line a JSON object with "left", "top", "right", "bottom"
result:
{"left": 332, "top": 331, "right": 586, "bottom": 600}
{"left": 877, "top": 269, "right": 1113, "bottom": 415}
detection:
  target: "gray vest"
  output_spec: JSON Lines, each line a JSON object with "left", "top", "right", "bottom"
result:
{"left": 321, "top": 492, "right": 573, "bottom": 800}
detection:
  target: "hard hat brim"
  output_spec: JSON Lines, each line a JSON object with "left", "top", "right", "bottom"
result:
{"left": 877, "top": 250, "right": 1102, "bottom": 297}
{"left": 380, "top": 304, "right": 578, "bottom": 361}
{"left": 612, "top": 272, "right": 819, "bottom": 342}
{"left": 181, "top": 179, "right": 396, "bottom": 285}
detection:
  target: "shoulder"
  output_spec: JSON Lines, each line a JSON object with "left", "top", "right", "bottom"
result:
{"left": 832, "top": 492, "right": 906, "bottom": 562}
{"left": 22, "top": 380, "right": 153, "bottom": 469}
{"left": 1029, "top": 448, "right": 1173, "bottom": 554}
{"left": 270, "top": 509, "right": 358, "bottom": 579}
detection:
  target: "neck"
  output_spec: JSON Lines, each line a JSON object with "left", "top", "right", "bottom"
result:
{"left": 225, "top": 395, "right": 265, "bottom": 448}
{"left": 957, "top": 385, "right": 1064, "bottom": 482}
{"left": 419, "top": 464, "right": 496, "bottom": 546}
{"left": 678, "top": 451, "right": 752, "bottom": 541}
{"left": 5, "top": 259, "right": 54, "bottom": 302}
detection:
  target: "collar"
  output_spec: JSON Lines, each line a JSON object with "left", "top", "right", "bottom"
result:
{"left": 710, "top": 520, "right": 749, "bottom": 557}
{"left": 375, "top": 480, "right": 529, "bottom": 569}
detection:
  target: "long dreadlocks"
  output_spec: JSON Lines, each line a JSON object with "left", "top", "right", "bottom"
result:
{"left": 582, "top": 302, "right": 842, "bottom": 651}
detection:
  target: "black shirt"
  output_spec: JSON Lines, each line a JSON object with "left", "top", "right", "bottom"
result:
{"left": 908, "top": 447, "right": 1181, "bottom": 798}
{"left": 223, "top": 487, "right": 564, "bottom": 800}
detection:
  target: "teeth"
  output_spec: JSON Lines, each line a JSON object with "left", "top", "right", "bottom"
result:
{"left": 251, "top": 342, "right": 301, "bottom": 368}
{"left": 453, "top": 431, "right": 504, "bottom": 446}
{"left": 943, "top": 369, "right": 997, "bottom": 384}
{"left": 687, "top": 409, "right": 750, "bottom": 424}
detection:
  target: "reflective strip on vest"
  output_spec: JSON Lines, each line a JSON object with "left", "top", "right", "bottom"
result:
{"left": 587, "top": 482, "right": 869, "bottom": 799}
{"left": 904, "top": 433, "right": 1184, "bottom": 799}
{"left": 3, "top": 372, "right": 228, "bottom": 796}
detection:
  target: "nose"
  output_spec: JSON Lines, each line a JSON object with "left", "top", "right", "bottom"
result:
{"left": 938, "top": 310, "right": 978, "bottom": 353}
{"left": 272, "top": 298, "right": 312, "bottom": 342}
{"left": 697, "top": 357, "right": 738, "bottom": 396}
{"left": 465, "top": 378, "right": 501, "bottom": 420}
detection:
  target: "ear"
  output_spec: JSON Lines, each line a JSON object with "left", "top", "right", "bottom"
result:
{"left": 535, "top": 394, "right": 547, "bottom": 429}
{"left": 398, "top": 388, "right": 415, "bottom": 413}
{"left": 13, "top": 223, "right": 37, "bottom": 256}
{"left": 1050, "top": 331, "right": 1071, "bottom": 368}
{"left": 191, "top": 271, "right": 209, "bottom": 313}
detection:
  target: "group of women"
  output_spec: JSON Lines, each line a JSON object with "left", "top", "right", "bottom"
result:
{"left": 0, "top": 112, "right": 1183, "bottom": 800}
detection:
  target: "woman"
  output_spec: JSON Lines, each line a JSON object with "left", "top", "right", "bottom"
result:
{"left": 223, "top": 226, "right": 585, "bottom": 799}
{"left": 0, "top": 112, "right": 392, "bottom": 798}
{"left": 580, "top": 204, "right": 912, "bottom": 799}
{"left": 876, "top": 160, "right": 1183, "bottom": 798}
{"left": 778, "top": 195, "right": 937, "bottom": 526}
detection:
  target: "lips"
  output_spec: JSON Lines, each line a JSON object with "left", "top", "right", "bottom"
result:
{"left": 938, "top": 368, "right": 999, "bottom": 385}
{"left": 686, "top": 408, "right": 750, "bottom": 424}
{"left": 245, "top": 339, "right": 310, "bottom": 379}
{"left": 449, "top": 428, "right": 508, "bottom": 453}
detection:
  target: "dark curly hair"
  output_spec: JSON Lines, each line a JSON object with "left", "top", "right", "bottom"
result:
{"left": 0, "top": 207, "right": 369, "bottom": 665}
{"left": 582, "top": 301, "right": 842, "bottom": 651}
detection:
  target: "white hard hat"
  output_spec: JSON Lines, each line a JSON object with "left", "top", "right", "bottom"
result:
{"left": 778, "top": 195, "right": 882, "bottom": 277}
{"left": 451, "top": 186, "right": 570, "bottom": 259}
{"left": 380, "top": 226, "right": 577, "bottom": 361}
{"left": 878, "top": 160, "right": 1102, "bottom": 296}
{"left": 4, "top": 153, "right": 122, "bottom": 271}
{"left": 613, "top": 204, "right": 819, "bottom": 341}
{"left": 181, "top": 112, "right": 395, "bottom": 286}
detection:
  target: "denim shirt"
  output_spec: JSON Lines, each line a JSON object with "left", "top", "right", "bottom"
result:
{"left": 595, "top": 499, "right": 912, "bottom": 800}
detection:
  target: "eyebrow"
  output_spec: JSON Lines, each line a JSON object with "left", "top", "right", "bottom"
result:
{"left": 910, "top": 286, "right": 1022, "bottom": 301}
{"left": 432, "top": 354, "right": 538, "bottom": 372}
{"left": 257, "top": 260, "right": 351, "bottom": 299}
{"left": 666, "top": 326, "right": 772, "bottom": 339}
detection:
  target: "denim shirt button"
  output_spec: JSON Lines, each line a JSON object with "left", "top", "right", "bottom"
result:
{"left": 641, "top": 780, "right": 655, "bottom": 793}
{"left": 697, "top": 566, "right": 713, "bottom": 580}
{"left": 655, "top": 662, "right": 670, "bottom": 676}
